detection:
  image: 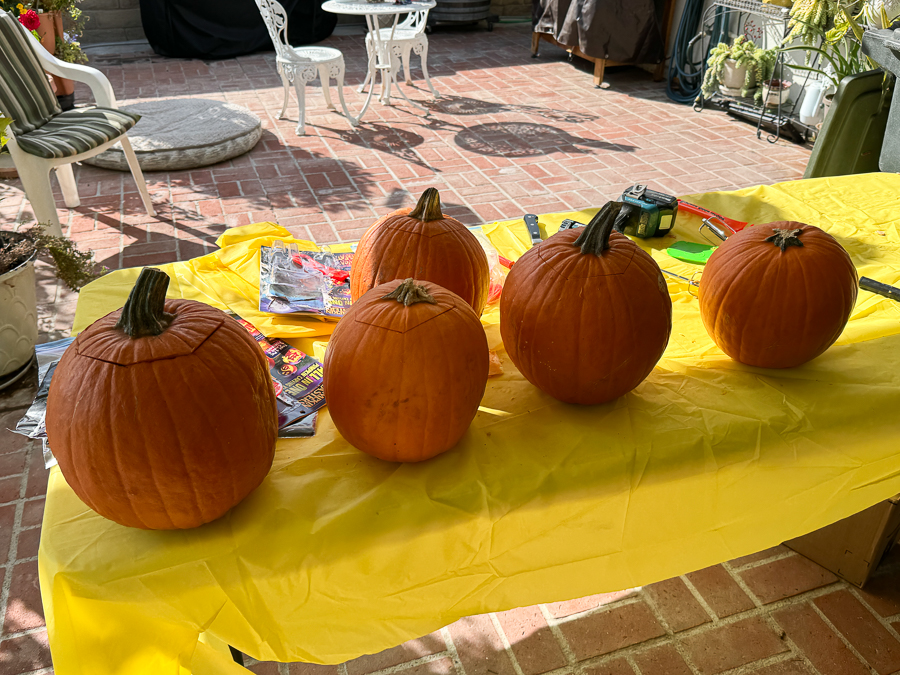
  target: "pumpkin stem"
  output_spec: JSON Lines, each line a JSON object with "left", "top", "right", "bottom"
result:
{"left": 407, "top": 188, "right": 444, "bottom": 222}
{"left": 765, "top": 228, "right": 804, "bottom": 252}
{"left": 573, "top": 201, "right": 625, "bottom": 256}
{"left": 115, "top": 267, "right": 175, "bottom": 338}
{"left": 382, "top": 279, "right": 437, "bottom": 306}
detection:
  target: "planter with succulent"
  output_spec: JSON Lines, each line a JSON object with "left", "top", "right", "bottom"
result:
{"left": 702, "top": 36, "right": 773, "bottom": 99}
{"left": 0, "top": 0, "right": 88, "bottom": 110}
{"left": 751, "top": 47, "right": 793, "bottom": 107}
{"left": 0, "top": 219, "right": 102, "bottom": 382}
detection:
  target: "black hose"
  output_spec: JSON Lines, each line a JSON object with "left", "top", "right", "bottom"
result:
{"left": 666, "top": 1, "right": 728, "bottom": 104}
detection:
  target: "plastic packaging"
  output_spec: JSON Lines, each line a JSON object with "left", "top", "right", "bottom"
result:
{"left": 473, "top": 230, "right": 509, "bottom": 305}
{"left": 259, "top": 241, "right": 352, "bottom": 319}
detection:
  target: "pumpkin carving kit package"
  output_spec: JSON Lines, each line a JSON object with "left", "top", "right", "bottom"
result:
{"left": 228, "top": 312, "right": 324, "bottom": 435}
{"left": 259, "top": 240, "right": 353, "bottom": 318}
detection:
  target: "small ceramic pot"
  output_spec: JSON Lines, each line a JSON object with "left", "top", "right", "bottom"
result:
{"left": 720, "top": 59, "right": 754, "bottom": 91}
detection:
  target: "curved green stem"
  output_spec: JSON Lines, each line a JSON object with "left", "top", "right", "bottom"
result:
{"left": 115, "top": 267, "right": 175, "bottom": 338}
{"left": 572, "top": 201, "right": 624, "bottom": 256}
{"left": 408, "top": 188, "right": 444, "bottom": 222}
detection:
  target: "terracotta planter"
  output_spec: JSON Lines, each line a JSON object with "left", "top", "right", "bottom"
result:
{"left": 33, "top": 11, "right": 75, "bottom": 101}
{"left": 49, "top": 11, "right": 74, "bottom": 98}
{"left": 35, "top": 10, "right": 56, "bottom": 53}
{"left": 0, "top": 238, "right": 38, "bottom": 379}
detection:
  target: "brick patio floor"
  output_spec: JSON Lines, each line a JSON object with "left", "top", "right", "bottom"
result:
{"left": 3, "top": 20, "right": 898, "bottom": 675}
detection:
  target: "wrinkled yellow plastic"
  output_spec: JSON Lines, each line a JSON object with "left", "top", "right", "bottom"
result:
{"left": 48, "top": 174, "right": 900, "bottom": 674}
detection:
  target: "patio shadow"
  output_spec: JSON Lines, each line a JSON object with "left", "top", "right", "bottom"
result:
{"left": 314, "top": 123, "right": 428, "bottom": 169}
{"left": 454, "top": 122, "right": 636, "bottom": 158}
{"left": 424, "top": 94, "right": 599, "bottom": 124}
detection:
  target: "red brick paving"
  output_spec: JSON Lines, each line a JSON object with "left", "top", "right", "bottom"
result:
{"left": 1, "top": 19, "right": 898, "bottom": 675}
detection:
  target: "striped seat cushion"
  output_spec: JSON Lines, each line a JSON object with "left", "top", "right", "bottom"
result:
{"left": 14, "top": 106, "right": 141, "bottom": 159}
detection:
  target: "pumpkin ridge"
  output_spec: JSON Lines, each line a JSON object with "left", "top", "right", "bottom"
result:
{"left": 538, "top": 233, "right": 638, "bottom": 279}
{"left": 197, "top": 322, "right": 276, "bottom": 509}
{"left": 745, "top": 240, "right": 799, "bottom": 360}
{"left": 518, "top": 269, "right": 557, "bottom": 381}
{"left": 709, "top": 243, "right": 771, "bottom": 352}
{"left": 117, "top": 365, "right": 161, "bottom": 528}
{"left": 355, "top": 305, "right": 456, "bottom": 335}
{"left": 146, "top": 362, "right": 196, "bottom": 528}
{"left": 60, "top": 365, "right": 91, "bottom": 513}
{"left": 193, "top": 338, "right": 258, "bottom": 508}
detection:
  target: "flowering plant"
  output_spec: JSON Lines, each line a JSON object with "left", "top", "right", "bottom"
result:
{"left": 18, "top": 7, "right": 38, "bottom": 30}
{"left": 0, "top": 0, "right": 88, "bottom": 64}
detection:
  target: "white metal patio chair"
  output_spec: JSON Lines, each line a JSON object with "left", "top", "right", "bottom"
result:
{"left": 0, "top": 10, "right": 154, "bottom": 238}
{"left": 358, "top": 9, "right": 439, "bottom": 99}
{"left": 253, "top": 0, "right": 358, "bottom": 135}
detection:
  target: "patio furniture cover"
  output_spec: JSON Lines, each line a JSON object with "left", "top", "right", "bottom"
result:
{"left": 43, "top": 173, "right": 900, "bottom": 675}
{"left": 532, "top": 0, "right": 666, "bottom": 64}
{"left": 139, "top": 0, "right": 337, "bottom": 59}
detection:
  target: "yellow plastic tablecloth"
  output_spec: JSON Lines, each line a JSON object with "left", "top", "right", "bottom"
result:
{"left": 45, "top": 174, "right": 900, "bottom": 675}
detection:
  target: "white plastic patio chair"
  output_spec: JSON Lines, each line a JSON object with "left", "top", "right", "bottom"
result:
{"left": 0, "top": 10, "right": 154, "bottom": 238}
{"left": 358, "top": 10, "right": 438, "bottom": 99}
{"left": 253, "top": 0, "right": 357, "bottom": 135}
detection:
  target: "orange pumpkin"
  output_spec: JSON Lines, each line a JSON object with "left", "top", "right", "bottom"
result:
{"left": 699, "top": 221, "right": 857, "bottom": 368}
{"left": 351, "top": 188, "right": 490, "bottom": 315}
{"left": 500, "top": 202, "right": 672, "bottom": 405}
{"left": 324, "top": 278, "right": 488, "bottom": 462}
{"left": 46, "top": 268, "right": 278, "bottom": 530}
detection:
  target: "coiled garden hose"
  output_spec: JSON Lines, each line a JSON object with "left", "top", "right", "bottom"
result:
{"left": 666, "top": 0, "right": 728, "bottom": 104}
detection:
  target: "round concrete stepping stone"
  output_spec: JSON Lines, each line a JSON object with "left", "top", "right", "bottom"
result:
{"left": 84, "top": 98, "right": 262, "bottom": 172}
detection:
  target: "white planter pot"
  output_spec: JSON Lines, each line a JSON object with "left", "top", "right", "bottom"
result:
{"left": 762, "top": 81, "right": 792, "bottom": 107}
{"left": 720, "top": 59, "right": 755, "bottom": 92}
{"left": 0, "top": 250, "right": 38, "bottom": 378}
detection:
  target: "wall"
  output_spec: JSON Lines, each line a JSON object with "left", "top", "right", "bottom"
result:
{"left": 78, "top": 0, "right": 145, "bottom": 44}
{"left": 490, "top": 0, "right": 530, "bottom": 18}
{"left": 78, "top": 1, "right": 531, "bottom": 45}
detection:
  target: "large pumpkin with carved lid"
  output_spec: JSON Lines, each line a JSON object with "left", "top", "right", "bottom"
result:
{"left": 46, "top": 268, "right": 278, "bottom": 530}
{"left": 699, "top": 221, "right": 857, "bottom": 368}
{"left": 325, "top": 278, "right": 489, "bottom": 462}
{"left": 351, "top": 187, "right": 490, "bottom": 315}
{"left": 500, "top": 202, "right": 673, "bottom": 405}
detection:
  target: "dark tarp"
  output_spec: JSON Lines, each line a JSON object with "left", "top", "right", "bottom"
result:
{"left": 140, "top": 0, "right": 338, "bottom": 59}
{"left": 532, "top": 0, "right": 665, "bottom": 65}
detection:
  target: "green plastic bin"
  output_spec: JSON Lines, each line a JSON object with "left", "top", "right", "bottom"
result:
{"left": 803, "top": 69, "right": 892, "bottom": 179}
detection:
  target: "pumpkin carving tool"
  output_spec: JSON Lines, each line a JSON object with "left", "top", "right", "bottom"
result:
{"left": 859, "top": 277, "right": 900, "bottom": 302}
{"left": 661, "top": 269, "right": 700, "bottom": 288}
{"left": 523, "top": 213, "right": 543, "bottom": 245}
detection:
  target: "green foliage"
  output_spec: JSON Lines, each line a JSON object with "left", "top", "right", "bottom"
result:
{"left": 0, "top": 225, "right": 104, "bottom": 291}
{"left": 702, "top": 36, "right": 779, "bottom": 100}
{"left": 55, "top": 34, "right": 86, "bottom": 63}
{"left": 0, "top": 116, "right": 10, "bottom": 148}
{"left": 701, "top": 42, "right": 733, "bottom": 99}
{"left": 787, "top": 0, "right": 839, "bottom": 47}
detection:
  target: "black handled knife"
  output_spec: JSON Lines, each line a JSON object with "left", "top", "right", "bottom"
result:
{"left": 860, "top": 277, "right": 900, "bottom": 302}
{"left": 523, "top": 213, "right": 542, "bottom": 246}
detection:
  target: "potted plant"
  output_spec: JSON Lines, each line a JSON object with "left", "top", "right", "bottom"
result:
{"left": 755, "top": 50, "right": 792, "bottom": 107}
{"left": 0, "top": 0, "right": 88, "bottom": 110}
{"left": 0, "top": 186, "right": 102, "bottom": 379}
{"left": 702, "top": 36, "right": 763, "bottom": 99}
{"left": 781, "top": 32, "right": 870, "bottom": 117}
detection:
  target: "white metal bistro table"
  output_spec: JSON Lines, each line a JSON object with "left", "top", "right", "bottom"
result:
{"left": 322, "top": 0, "right": 436, "bottom": 121}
